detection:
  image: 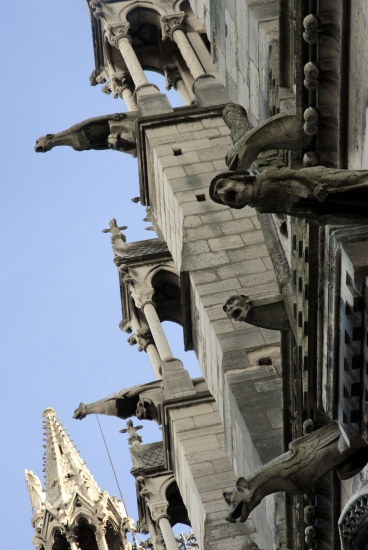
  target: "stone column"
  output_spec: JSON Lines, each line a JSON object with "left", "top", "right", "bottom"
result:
{"left": 95, "top": 526, "right": 109, "bottom": 550}
{"left": 106, "top": 24, "right": 148, "bottom": 88}
{"left": 175, "top": 79, "right": 192, "bottom": 105}
{"left": 142, "top": 302, "right": 173, "bottom": 361}
{"left": 161, "top": 14, "right": 205, "bottom": 81}
{"left": 165, "top": 66, "right": 192, "bottom": 106}
{"left": 150, "top": 503, "right": 178, "bottom": 550}
{"left": 121, "top": 86, "right": 137, "bottom": 111}
{"left": 128, "top": 329, "right": 162, "bottom": 380}
{"left": 128, "top": 280, "right": 195, "bottom": 399}
{"left": 107, "top": 23, "right": 173, "bottom": 116}
{"left": 66, "top": 533, "right": 80, "bottom": 550}
{"left": 117, "top": 73, "right": 137, "bottom": 111}
{"left": 146, "top": 343, "right": 162, "bottom": 379}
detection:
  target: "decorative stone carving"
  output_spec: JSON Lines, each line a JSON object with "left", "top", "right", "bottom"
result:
{"left": 339, "top": 485, "right": 368, "bottom": 550}
{"left": 223, "top": 294, "right": 291, "bottom": 331}
{"left": 95, "top": 524, "right": 107, "bottom": 538}
{"left": 209, "top": 167, "right": 368, "bottom": 222}
{"left": 122, "top": 516, "right": 137, "bottom": 534}
{"left": 222, "top": 103, "right": 310, "bottom": 171}
{"left": 25, "top": 470, "right": 45, "bottom": 514}
{"left": 95, "top": 490, "right": 109, "bottom": 522}
{"left": 73, "top": 379, "right": 164, "bottom": 423}
{"left": 120, "top": 419, "right": 143, "bottom": 445}
{"left": 90, "top": 68, "right": 108, "bottom": 86}
{"left": 304, "top": 505, "right": 315, "bottom": 525}
{"left": 224, "top": 423, "right": 368, "bottom": 524}
{"left": 304, "top": 525, "right": 316, "bottom": 547}
{"left": 35, "top": 112, "right": 137, "bottom": 155}
{"left": 106, "top": 24, "right": 131, "bottom": 48}
{"left": 130, "top": 286, "right": 155, "bottom": 310}
{"left": 303, "top": 13, "right": 340, "bottom": 44}
{"left": 164, "top": 66, "right": 181, "bottom": 91}
{"left": 175, "top": 532, "right": 199, "bottom": 550}
{"left": 119, "top": 319, "right": 133, "bottom": 333}
{"left": 89, "top": 1, "right": 104, "bottom": 21}
{"left": 303, "top": 106, "right": 338, "bottom": 137}
{"left": 161, "top": 13, "right": 187, "bottom": 41}
{"left": 149, "top": 502, "right": 169, "bottom": 522}
{"left": 303, "top": 60, "right": 339, "bottom": 91}
{"left": 127, "top": 331, "right": 153, "bottom": 352}
{"left": 102, "top": 219, "right": 127, "bottom": 251}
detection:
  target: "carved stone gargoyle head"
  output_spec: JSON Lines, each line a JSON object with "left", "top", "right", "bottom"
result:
{"left": 209, "top": 171, "right": 256, "bottom": 210}
{"left": 35, "top": 134, "right": 55, "bottom": 153}
{"left": 223, "top": 477, "right": 254, "bottom": 524}
{"left": 224, "top": 294, "right": 291, "bottom": 332}
{"left": 223, "top": 295, "right": 251, "bottom": 322}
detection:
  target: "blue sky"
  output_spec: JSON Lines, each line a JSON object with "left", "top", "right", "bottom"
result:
{"left": 0, "top": 1, "right": 201, "bottom": 547}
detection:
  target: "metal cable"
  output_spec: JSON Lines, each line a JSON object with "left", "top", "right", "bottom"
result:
{"left": 95, "top": 414, "right": 128, "bottom": 514}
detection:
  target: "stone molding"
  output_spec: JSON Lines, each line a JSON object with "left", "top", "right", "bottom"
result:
{"left": 149, "top": 501, "right": 170, "bottom": 522}
{"left": 106, "top": 24, "right": 131, "bottom": 48}
{"left": 161, "top": 13, "right": 187, "bottom": 41}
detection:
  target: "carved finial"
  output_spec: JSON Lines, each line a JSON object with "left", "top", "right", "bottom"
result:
{"left": 102, "top": 219, "right": 128, "bottom": 250}
{"left": 120, "top": 419, "right": 143, "bottom": 446}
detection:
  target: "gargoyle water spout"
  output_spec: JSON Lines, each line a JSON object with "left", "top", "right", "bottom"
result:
{"left": 73, "top": 380, "right": 164, "bottom": 423}
{"left": 224, "top": 423, "right": 368, "bottom": 524}
{"left": 222, "top": 103, "right": 310, "bottom": 171}
{"left": 210, "top": 167, "right": 368, "bottom": 222}
{"left": 223, "top": 294, "right": 291, "bottom": 331}
{"left": 35, "top": 112, "right": 137, "bottom": 156}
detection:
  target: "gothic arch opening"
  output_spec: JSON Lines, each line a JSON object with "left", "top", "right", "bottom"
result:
{"left": 76, "top": 519, "right": 99, "bottom": 550}
{"left": 52, "top": 531, "right": 70, "bottom": 550}
{"left": 151, "top": 269, "right": 182, "bottom": 325}
{"left": 165, "top": 480, "right": 191, "bottom": 527}
{"left": 125, "top": 7, "right": 183, "bottom": 76}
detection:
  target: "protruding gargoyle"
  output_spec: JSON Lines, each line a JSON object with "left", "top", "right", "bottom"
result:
{"left": 35, "top": 112, "right": 137, "bottom": 156}
{"left": 73, "top": 380, "right": 165, "bottom": 424}
{"left": 222, "top": 103, "right": 310, "bottom": 171}
{"left": 223, "top": 294, "right": 291, "bottom": 331}
{"left": 210, "top": 167, "right": 368, "bottom": 221}
{"left": 223, "top": 422, "right": 368, "bottom": 524}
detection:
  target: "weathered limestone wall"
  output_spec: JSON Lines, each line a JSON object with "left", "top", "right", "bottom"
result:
{"left": 168, "top": 400, "right": 258, "bottom": 550}
{"left": 145, "top": 112, "right": 283, "bottom": 549}
{"left": 347, "top": 1, "right": 368, "bottom": 170}
{"left": 188, "top": 0, "right": 278, "bottom": 124}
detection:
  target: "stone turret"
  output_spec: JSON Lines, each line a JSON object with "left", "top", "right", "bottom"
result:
{"left": 25, "top": 408, "right": 134, "bottom": 550}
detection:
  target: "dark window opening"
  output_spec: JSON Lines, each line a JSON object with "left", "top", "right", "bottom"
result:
{"left": 173, "top": 148, "right": 182, "bottom": 156}
{"left": 196, "top": 194, "right": 206, "bottom": 202}
{"left": 199, "top": 32, "right": 211, "bottom": 53}
{"left": 258, "top": 357, "right": 272, "bottom": 366}
{"left": 58, "top": 445, "right": 63, "bottom": 455}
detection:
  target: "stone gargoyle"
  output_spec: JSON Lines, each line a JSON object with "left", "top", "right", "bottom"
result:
{"left": 210, "top": 167, "right": 368, "bottom": 222}
{"left": 223, "top": 294, "right": 291, "bottom": 331}
{"left": 35, "top": 112, "right": 137, "bottom": 156}
{"left": 222, "top": 102, "right": 310, "bottom": 171}
{"left": 224, "top": 422, "right": 368, "bottom": 524}
{"left": 73, "top": 380, "right": 165, "bottom": 424}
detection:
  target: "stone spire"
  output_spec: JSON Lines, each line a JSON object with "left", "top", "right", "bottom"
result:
{"left": 42, "top": 407, "right": 101, "bottom": 509}
{"left": 26, "top": 408, "right": 135, "bottom": 550}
